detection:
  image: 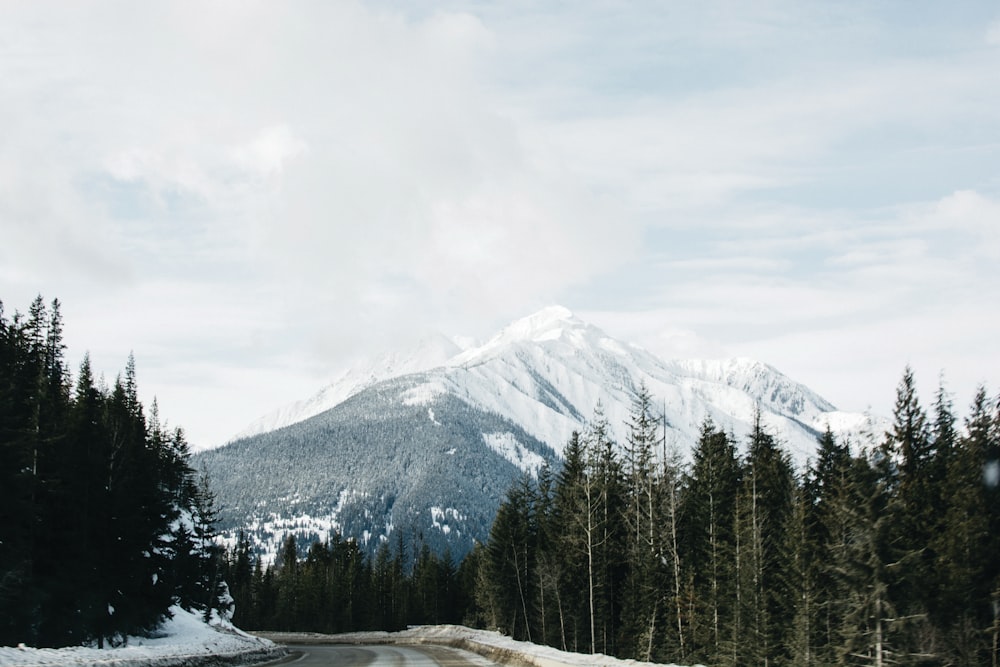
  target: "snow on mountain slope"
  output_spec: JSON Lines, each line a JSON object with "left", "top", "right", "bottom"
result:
{"left": 232, "top": 333, "right": 462, "bottom": 441}
{"left": 204, "top": 307, "right": 886, "bottom": 562}
{"left": 231, "top": 307, "right": 879, "bottom": 466}
{"left": 436, "top": 309, "right": 857, "bottom": 464}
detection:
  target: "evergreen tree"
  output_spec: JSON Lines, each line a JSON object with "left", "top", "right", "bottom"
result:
{"left": 225, "top": 531, "right": 254, "bottom": 628}
{"left": 552, "top": 431, "right": 588, "bottom": 652}
{"left": 656, "top": 436, "right": 686, "bottom": 664}
{"left": 0, "top": 297, "right": 230, "bottom": 647}
{"left": 833, "top": 440, "right": 912, "bottom": 667}
{"left": 805, "top": 427, "right": 855, "bottom": 666}
{"left": 589, "top": 406, "right": 626, "bottom": 656}
{"left": 484, "top": 473, "right": 536, "bottom": 640}
{"left": 680, "top": 418, "right": 741, "bottom": 665}
{"left": 876, "top": 367, "right": 937, "bottom": 661}
{"left": 620, "top": 382, "right": 661, "bottom": 660}
{"left": 533, "top": 462, "right": 560, "bottom": 648}
{"left": 933, "top": 387, "right": 997, "bottom": 664}
{"left": 738, "top": 409, "right": 795, "bottom": 667}
{"left": 275, "top": 534, "right": 300, "bottom": 630}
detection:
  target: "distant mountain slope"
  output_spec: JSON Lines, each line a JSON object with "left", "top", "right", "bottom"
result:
{"left": 232, "top": 333, "right": 463, "bottom": 441}
{"left": 198, "top": 307, "right": 880, "bottom": 561}
{"left": 199, "top": 373, "right": 557, "bottom": 561}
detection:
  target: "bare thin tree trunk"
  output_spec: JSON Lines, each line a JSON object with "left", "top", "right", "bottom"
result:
{"left": 586, "top": 482, "right": 597, "bottom": 655}
{"left": 511, "top": 541, "right": 532, "bottom": 643}
{"left": 555, "top": 578, "right": 567, "bottom": 652}
{"left": 875, "top": 595, "right": 884, "bottom": 667}
{"left": 645, "top": 598, "right": 657, "bottom": 662}
{"left": 733, "top": 491, "right": 742, "bottom": 667}
{"left": 537, "top": 567, "right": 546, "bottom": 646}
{"left": 670, "top": 477, "right": 684, "bottom": 659}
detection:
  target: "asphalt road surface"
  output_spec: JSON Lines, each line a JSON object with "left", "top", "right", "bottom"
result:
{"left": 275, "top": 644, "right": 501, "bottom": 666}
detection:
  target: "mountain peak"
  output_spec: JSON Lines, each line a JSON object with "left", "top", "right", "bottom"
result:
{"left": 499, "top": 305, "right": 578, "bottom": 340}
{"left": 451, "top": 306, "right": 594, "bottom": 366}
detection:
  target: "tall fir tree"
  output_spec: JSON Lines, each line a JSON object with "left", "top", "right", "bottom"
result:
{"left": 620, "top": 382, "right": 662, "bottom": 660}
{"left": 933, "top": 387, "right": 998, "bottom": 664}
{"left": 738, "top": 409, "right": 796, "bottom": 667}
{"left": 680, "top": 418, "right": 741, "bottom": 665}
{"left": 804, "top": 426, "right": 855, "bottom": 666}
{"left": 876, "top": 367, "right": 938, "bottom": 662}
{"left": 0, "top": 297, "right": 229, "bottom": 647}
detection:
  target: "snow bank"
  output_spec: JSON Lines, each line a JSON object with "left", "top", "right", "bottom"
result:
{"left": 0, "top": 607, "right": 283, "bottom": 667}
{"left": 258, "top": 625, "right": 702, "bottom": 667}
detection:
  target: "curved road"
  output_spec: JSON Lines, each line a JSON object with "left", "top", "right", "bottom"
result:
{"left": 276, "top": 643, "right": 500, "bottom": 666}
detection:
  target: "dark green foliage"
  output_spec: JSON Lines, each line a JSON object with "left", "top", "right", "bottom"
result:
{"left": 484, "top": 474, "right": 537, "bottom": 641}
{"left": 227, "top": 527, "right": 478, "bottom": 633}
{"left": 467, "top": 368, "right": 999, "bottom": 667}
{"left": 679, "top": 418, "right": 742, "bottom": 664}
{"left": 620, "top": 382, "right": 662, "bottom": 661}
{"left": 0, "top": 297, "right": 229, "bottom": 648}
{"left": 739, "top": 410, "right": 797, "bottom": 666}
{"left": 9, "top": 295, "right": 993, "bottom": 664}
{"left": 196, "top": 380, "right": 560, "bottom": 563}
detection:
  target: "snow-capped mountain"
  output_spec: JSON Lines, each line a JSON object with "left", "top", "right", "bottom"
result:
{"left": 198, "top": 307, "right": 880, "bottom": 562}
{"left": 234, "top": 305, "right": 869, "bottom": 464}
{"left": 233, "top": 332, "right": 464, "bottom": 440}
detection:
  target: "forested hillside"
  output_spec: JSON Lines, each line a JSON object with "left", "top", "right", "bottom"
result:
{"left": 236, "top": 374, "right": 1000, "bottom": 666}
{"left": 0, "top": 297, "right": 229, "bottom": 648}
{"left": 199, "top": 380, "right": 559, "bottom": 562}
{"left": 9, "top": 293, "right": 995, "bottom": 665}
{"left": 475, "top": 376, "right": 1000, "bottom": 666}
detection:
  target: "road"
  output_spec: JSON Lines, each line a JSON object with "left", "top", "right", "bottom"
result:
{"left": 275, "top": 643, "right": 501, "bottom": 666}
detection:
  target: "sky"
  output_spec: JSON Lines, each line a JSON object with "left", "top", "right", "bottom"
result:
{"left": 2, "top": 1, "right": 998, "bottom": 449}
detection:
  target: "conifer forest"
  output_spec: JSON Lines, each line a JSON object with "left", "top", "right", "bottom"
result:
{"left": 0, "top": 297, "right": 230, "bottom": 647}
{"left": 3, "top": 295, "right": 999, "bottom": 667}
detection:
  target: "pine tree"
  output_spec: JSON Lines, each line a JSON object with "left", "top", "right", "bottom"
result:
{"left": 738, "top": 410, "right": 795, "bottom": 667}
{"left": 0, "top": 302, "right": 45, "bottom": 644}
{"left": 555, "top": 420, "right": 612, "bottom": 655}
{"left": 484, "top": 473, "right": 536, "bottom": 640}
{"left": 933, "top": 387, "right": 996, "bottom": 664}
{"left": 587, "top": 405, "right": 626, "bottom": 656}
{"left": 226, "top": 531, "right": 254, "bottom": 627}
{"left": 552, "top": 431, "right": 588, "bottom": 652}
{"left": 275, "top": 534, "right": 300, "bottom": 630}
{"left": 620, "top": 382, "right": 661, "bottom": 660}
{"left": 876, "top": 367, "right": 937, "bottom": 661}
{"left": 533, "top": 462, "right": 560, "bottom": 648}
{"left": 805, "top": 426, "right": 855, "bottom": 666}
{"left": 656, "top": 438, "right": 686, "bottom": 664}
{"left": 838, "top": 452, "right": 894, "bottom": 667}
{"left": 372, "top": 541, "right": 394, "bottom": 630}
{"left": 680, "top": 418, "right": 741, "bottom": 665}
{"left": 187, "top": 469, "right": 230, "bottom": 621}
{"left": 0, "top": 298, "right": 228, "bottom": 647}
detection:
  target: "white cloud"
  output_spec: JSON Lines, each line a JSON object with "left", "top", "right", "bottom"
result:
{"left": 231, "top": 125, "right": 308, "bottom": 179}
{"left": 2, "top": 1, "right": 998, "bottom": 446}
{"left": 987, "top": 19, "right": 1000, "bottom": 45}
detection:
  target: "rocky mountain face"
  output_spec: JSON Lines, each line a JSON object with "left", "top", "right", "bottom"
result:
{"left": 196, "top": 307, "right": 876, "bottom": 562}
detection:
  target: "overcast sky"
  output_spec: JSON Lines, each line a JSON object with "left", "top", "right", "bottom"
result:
{"left": 2, "top": 1, "right": 998, "bottom": 448}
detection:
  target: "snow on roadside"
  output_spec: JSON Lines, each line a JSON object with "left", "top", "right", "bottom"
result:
{"left": 259, "top": 624, "right": 703, "bottom": 667}
{"left": 0, "top": 606, "right": 282, "bottom": 667}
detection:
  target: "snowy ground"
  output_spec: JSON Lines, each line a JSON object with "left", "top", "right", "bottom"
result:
{"left": 259, "top": 625, "right": 702, "bottom": 667}
{"left": 0, "top": 606, "right": 283, "bottom": 667}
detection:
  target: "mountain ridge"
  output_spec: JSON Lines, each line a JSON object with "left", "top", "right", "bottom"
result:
{"left": 231, "top": 307, "right": 860, "bottom": 460}
{"left": 198, "top": 307, "right": 882, "bottom": 561}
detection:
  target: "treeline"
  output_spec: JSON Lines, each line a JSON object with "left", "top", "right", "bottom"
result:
{"left": 471, "top": 374, "right": 1000, "bottom": 666}
{"left": 0, "top": 297, "right": 229, "bottom": 648}
{"left": 223, "top": 532, "right": 473, "bottom": 632}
